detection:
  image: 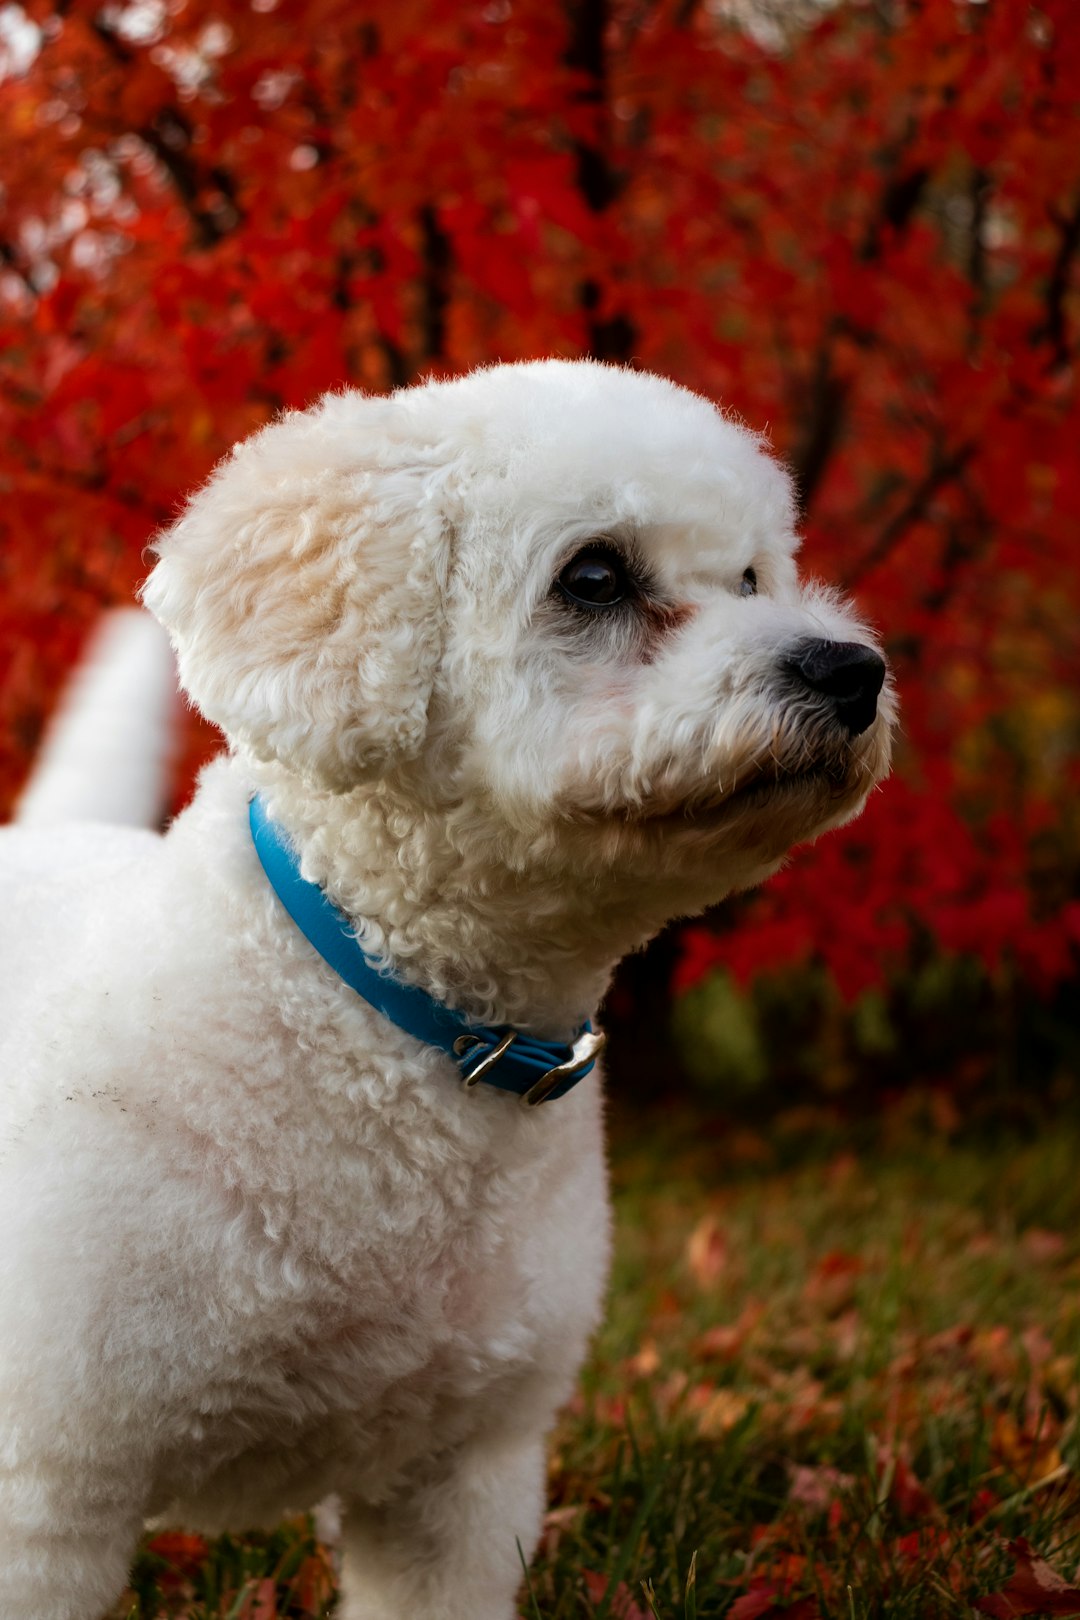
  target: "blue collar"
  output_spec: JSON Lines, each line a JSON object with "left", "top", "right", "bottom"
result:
{"left": 248, "top": 795, "right": 603, "bottom": 1108}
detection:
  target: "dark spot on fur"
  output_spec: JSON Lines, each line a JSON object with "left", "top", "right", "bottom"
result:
{"left": 639, "top": 600, "right": 695, "bottom": 663}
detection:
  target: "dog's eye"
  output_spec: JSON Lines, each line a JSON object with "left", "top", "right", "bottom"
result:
{"left": 739, "top": 566, "right": 758, "bottom": 598}
{"left": 557, "top": 546, "right": 632, "bottom": 609}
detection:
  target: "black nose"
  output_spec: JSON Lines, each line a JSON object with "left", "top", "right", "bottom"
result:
{"left": 784, "top": 639, "right": 886, "bottom": 737}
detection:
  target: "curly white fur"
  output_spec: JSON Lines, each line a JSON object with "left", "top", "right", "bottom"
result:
{"left": 0, "top": 360, "right": 894, "bottom": 1619}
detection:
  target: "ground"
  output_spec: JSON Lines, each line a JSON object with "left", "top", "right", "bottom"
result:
{"left": 108, "top": 1095, "right": 1080, "bottom": 1619}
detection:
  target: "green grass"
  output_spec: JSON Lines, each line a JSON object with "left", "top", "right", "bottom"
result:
{"left": 110, "top": 1102, "right": 1080, "bottom": 1618}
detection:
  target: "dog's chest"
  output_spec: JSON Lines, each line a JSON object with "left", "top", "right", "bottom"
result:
{"left": 145, "top": 1012, "right": 610, "bottom": 1512}
{"left": 157, "top": 1100, "right": 609, "bottom": 1525}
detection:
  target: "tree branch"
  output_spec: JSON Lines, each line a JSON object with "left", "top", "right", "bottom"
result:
{"left": 418, "top": 203, "right": 451, "bottom": 364}
{"left": 791, "top": 341, "right": 847, "bottom": 515}
{"left": 1032, "top": 194, "right": 1080, "bottom": 370}
{"left": 140, "top": 111, "right": 242, "bottom": 248}
{"left": 843, "top": 441, "right": 975, "bottom": 589}
{"left": 92, "top": 14, "right": 241, "bottom": 248}
{"left": 563, "top": 0, "right": 635, "bottom": 362}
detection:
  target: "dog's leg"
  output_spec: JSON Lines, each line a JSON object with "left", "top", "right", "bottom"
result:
{"left": 338, "top": 1432, "right": 546, "bottom": 1620}
{"left": 0, "top": 1466, "right": 144, "bottom": 1620}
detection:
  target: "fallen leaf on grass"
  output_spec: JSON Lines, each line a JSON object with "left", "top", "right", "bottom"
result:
{"left": 893, "top": 1526, "right": 956, "bottom": 1564}
{"left": 757, "top": 1367, "right": 842, "bottom": 1439}
{"left": 1042, "top": 1355, "right": 1078, "bottom": 1406}
{"left": 1020, "top": 1326, "right": 1054, "bottom": 1369}
{"left": 787, "top": 1462, "right": 854, "bottom": 1514}
{"left": 589, "top": 1392, "right": 628, "bottom": 1427}
{"left": 969, "top": 1487, "right": 1000, "bottom": 1523}
{"left": 923, "top": 1322, "right": 975, "bottom": 1361}
{"left": 738, "top": 1535, "right": 845, "bottom": 1613}
{"left": 539, "top": 1503, "right": 584, "bottom": 1558}
{"left": 729, "top": 1583, "right": 820, "bottom": 1619}
{"left": 651, "top": 1368, "right": 689, "bottom": 1416}
{"left": 291, "top": 1550, "right": 336, "bottom": 1613}
{"left": 693, "top": 1301, "right": 766, "bottom": 1362}
{"left": 803, "top": 1250, "right": 864, "bottom": 1315}
{"left": 727, "top": 1128, "right": 773, "bottom": 1165}
{"left": 973, "top": 1537, "right": 1080, "bottom": 1617}
{"left": 973, "top": 1326, "right": 1021, "bottom": 1383}
{"left": 829, "top": 1308, "right": 861, "bottom": 1362}
{"left": 686, "top": 1213, "right": 728, "bottom": 1288}
{"left": 928, "top": 1088, "right": 962, "bottom": 1135}
{"left": 879, "top": 1448, "right": 939, "bottom": 1521}
{"left": 992, "top": 1411, "right": 1063, "bottom": 1484}
{"left": 237, "top": 1576, "right": 277, "bottom": 1619}
{"left": 1021, "top": 1228, "right": 1066, "bottom": 1262}
{"left": 142, "top": 1530, "right": 211, "bottom": 1590}
{"left": 582, "top": 1567, "right": 650, "bottom": 1618}
{"left": 623, "top": 1337, "right": 661, "bottom": 1378}
{"left": 695, "top": 1386, "right": 752, "bottom": 1438}
{"left": 824, "top": 1150, "right": 858, "bottom": 1185}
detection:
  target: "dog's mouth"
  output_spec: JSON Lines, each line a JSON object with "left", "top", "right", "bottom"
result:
{"left": 555, "top": 722, "right": 888, "bottom": 836}
{"left": 556, "top": 761, "right": 854, "bottom": 834}
{"left": 637, "top": 759, "right": 854, "bottom": 829}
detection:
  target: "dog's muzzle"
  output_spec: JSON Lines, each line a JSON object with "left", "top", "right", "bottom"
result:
{"left": 782, "top": 639, "right": 887, "bottom": 737}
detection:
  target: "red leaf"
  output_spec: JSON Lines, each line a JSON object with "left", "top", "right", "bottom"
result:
{"left": 582, "top": 1568, "right": 650, "bottom": 1619}
{"left": 730, "top": 1588, "right": 820, "bottom": 1620}
{"left": 143, "top": 1530, "right": 210, "bottom": 1589}
{"left": 787, "top": 1462, "right": 854, "bottom": 1515}
{"left": 291, "top": 1551, "right": 337, "bottom": 1614}
{"left": 973, "top": 1539, "right": 1080, "bottom": 1618}
{"left": 686, "top": 1214, "right": 728, "bottom": 1289}
{"left": 730, "top": 1591, "right": 785, "bottom": 1620}
{"left": 237, "top": 1577, "right": 278, "bottom": 1619}
{"left": 887, "top": 1453, "right": 939, "bottom": 1521}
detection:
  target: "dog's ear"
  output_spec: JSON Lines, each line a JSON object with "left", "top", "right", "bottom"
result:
{"left": 141, "top": 391, "right": 453, "bottom": 792}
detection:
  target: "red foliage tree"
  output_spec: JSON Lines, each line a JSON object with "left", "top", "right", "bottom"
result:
{"left": 2, "top": 0, "right": 1078, "bottom": 998}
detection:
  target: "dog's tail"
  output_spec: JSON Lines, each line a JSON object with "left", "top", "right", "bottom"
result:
{"left": 15, "top": 609, "right": 179, "bottom": 829}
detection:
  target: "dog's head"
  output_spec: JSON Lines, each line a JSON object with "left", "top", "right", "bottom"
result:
{"left": 144, "top": 361, "right": 894, "bottom": 903}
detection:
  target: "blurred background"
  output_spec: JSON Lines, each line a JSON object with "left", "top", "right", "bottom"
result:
{"left": 2, "top": 0, "right": 1078, "bottom": 1117}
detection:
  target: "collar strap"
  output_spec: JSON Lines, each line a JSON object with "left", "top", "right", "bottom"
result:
{"left": 248, "top": 795, "right": 602, "bottom": 1107}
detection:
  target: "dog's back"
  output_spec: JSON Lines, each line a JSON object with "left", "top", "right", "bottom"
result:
{"left": 1, "top": 611, "right": 175, "bottom": 1138}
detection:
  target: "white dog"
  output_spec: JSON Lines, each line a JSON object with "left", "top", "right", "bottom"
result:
{"left": 0, "top": 360, "right": 893, "bottom": 1620}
